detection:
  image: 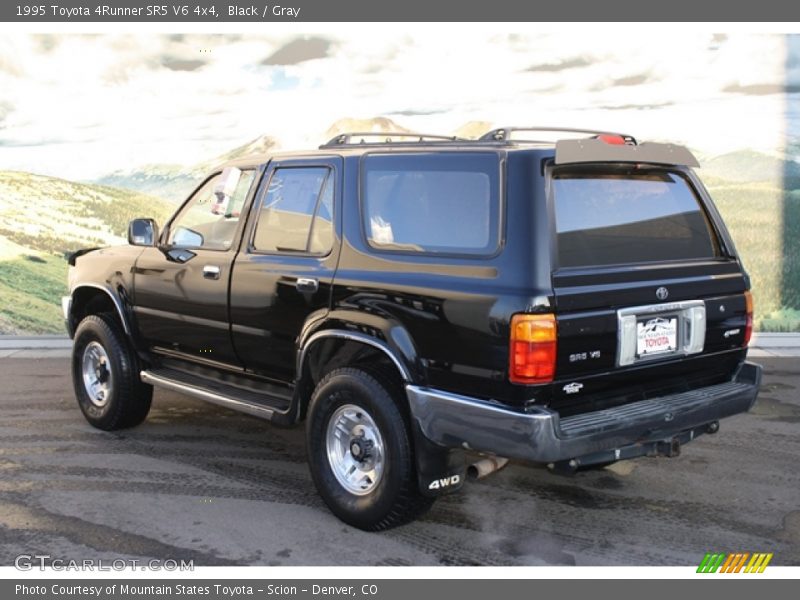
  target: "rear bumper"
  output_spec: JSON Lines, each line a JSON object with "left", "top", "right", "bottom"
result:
{"left": 406, "top": 361, "right": 762, "bottom": 464}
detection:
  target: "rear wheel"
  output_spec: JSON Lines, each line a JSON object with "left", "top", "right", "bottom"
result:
{"left": 71, "top": 314, "right": 152, "bottom": 430}
{"left": 306, "top": 368, "right": 433, "bottom": 530}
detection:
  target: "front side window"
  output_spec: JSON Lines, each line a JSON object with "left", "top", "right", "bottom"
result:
{"left": 362, "top": 153, "right": 500, "bottom": 255}
{"left": 553, "top": 168, "right": 721, "bottom": 268}
{"left": 168, "top": 169, "right": 256, "bottom": 251}
{"left": 252, "top": 167, "right": 334, "bottom": 254}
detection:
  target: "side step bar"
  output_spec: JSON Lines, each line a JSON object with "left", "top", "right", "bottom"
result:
{"left": 140, "top": 369, "right": 277, "bottom": 421}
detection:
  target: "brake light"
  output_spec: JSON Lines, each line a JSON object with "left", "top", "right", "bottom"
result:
{"left": 597, "top": 134, "right": 626, "bottom": 145}
{"left": 509, "top": 314, "right": 557, "bottom": 384}
{"left": 744, "top": 291, "right": 754, "bottom": 347}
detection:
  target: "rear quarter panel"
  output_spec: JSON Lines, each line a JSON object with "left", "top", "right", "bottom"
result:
{"left": 330, "top": 151, "right": 553, "bottom": 407}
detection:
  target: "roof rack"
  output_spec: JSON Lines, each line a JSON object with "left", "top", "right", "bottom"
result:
{"left": 320, "top": 128, "right": 639, "bottom": 149}
{"left": 479, "top": 127, "right": 638, "bottom": 145}
{"left": 320, "top": 131, "right": 465, "bottom": 148}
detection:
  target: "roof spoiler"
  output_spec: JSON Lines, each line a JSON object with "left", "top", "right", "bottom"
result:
{"left": 555, "top": 138, "right": 700, "bottom": 168}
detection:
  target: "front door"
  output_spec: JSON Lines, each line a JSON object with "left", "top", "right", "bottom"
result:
{"left": 229, "top": 158, "right": 342, "bottom": 382}
{"left": 132, "top": 168, "right": 258, "bottom": 367}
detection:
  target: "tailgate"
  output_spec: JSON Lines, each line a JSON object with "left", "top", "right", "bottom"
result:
{"left": 548, "top": 165, "right": 750, "bottom": 416}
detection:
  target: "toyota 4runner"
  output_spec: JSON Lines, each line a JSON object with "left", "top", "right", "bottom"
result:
{"left": 63, "top": 127, "right": 762, "bottom": 530}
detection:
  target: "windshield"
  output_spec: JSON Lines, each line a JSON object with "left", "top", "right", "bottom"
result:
{"left": 552, "top": 168, "right": 721, "bottom": 268}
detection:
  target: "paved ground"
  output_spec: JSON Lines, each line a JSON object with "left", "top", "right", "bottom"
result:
{"left": 0, "top": 356, "right": 798, "bottom": 567}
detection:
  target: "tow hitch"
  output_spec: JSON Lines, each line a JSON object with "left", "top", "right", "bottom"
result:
{"left": 547, "top": 422, "right": 719, "bottom": 475}
{"left": 655, "top": 437, "right": 681, "bottom": 458}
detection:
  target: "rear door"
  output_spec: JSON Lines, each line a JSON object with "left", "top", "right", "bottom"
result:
{"left": 229, "top": 157, "right": 342, "bottom": 383}
{"left": 548, "top": 164, "right": 750, "bottom": 414}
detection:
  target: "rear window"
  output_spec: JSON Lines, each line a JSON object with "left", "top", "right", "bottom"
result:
{"left": 552, "top": 168, "right": 721, "bottom": 268}
{"left": 362, "top": 153, "right": 500, "bottom": 255}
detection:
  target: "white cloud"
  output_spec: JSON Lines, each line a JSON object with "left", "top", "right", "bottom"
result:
{"left": 0, "top": 30, "right": 791, "bottom": 180}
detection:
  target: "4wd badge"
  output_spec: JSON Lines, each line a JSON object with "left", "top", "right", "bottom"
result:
{"left": 428, "top": 474, "right": 461, "bottom": 490}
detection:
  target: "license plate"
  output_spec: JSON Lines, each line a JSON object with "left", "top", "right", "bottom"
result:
{"left": 636, "top": 316, "right": 678, "bottom": 357}
{"left": 617, "top": 301, "right": 706, "bottom": 367}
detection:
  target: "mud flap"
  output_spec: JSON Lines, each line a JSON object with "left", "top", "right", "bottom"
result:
{"left": 410, "top": 420, "right": 466, "bottom": 497}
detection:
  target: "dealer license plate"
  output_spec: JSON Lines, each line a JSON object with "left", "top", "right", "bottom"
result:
{"left": 636, "top": 316, "right": 678, "bottom": 357}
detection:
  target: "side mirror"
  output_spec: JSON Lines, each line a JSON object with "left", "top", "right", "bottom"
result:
{"left": 128, "top": 218, "right": 158, "bottom": 246}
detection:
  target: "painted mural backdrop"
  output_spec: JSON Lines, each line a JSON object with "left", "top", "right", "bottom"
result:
{"left": 0, "top": 31, "right": 798, "bottom": 332}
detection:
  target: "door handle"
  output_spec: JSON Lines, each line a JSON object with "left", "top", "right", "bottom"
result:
{"left": 295, "top": 277, "right": 319, "bottom": 293}
{"left": 203, "top": 265, "right": 221, "bottom": 280}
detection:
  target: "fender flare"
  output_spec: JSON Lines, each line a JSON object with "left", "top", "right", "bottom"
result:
{"left": 68, "top": 283, "right": 132, "bottom": 336}
{"left": 296, "top": 329, "right": 413, "bottom": 383}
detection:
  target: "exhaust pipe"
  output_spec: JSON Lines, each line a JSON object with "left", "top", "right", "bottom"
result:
{"left": 467, "top": 456, "right": 510, "bottom": 480}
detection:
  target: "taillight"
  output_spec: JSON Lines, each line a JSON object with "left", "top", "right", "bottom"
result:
{"left": 509, "top": 314, "right": 557, "bottom": 384}
{"left": 744, "top": 291, "right": 754, "bottom": 347}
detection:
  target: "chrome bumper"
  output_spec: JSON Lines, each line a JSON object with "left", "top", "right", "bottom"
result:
{"left": 406, "top": 362, "right": 762, "bottom": 464}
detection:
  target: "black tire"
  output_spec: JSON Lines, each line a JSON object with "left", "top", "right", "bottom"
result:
{"left": 71, "top": 313, "right": 152, "bottom": 430}
{"left": 305, "top": 367, "right": 434, "bottom": 531}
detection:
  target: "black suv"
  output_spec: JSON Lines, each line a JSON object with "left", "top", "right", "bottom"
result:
{"left": 63, "top": 127, "right": 762, "bottom": 530}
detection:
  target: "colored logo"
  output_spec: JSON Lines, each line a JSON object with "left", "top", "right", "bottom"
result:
{"left": 697, "top": 552, "right": 773, "bottom": 573}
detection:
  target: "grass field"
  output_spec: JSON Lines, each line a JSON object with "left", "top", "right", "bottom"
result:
{"left": 0, "top": 253, "right": 67, "bottom": 334}
{"left": 0, "top": 171, "right": 173, "bottom": 334}
{"left": 707, "top": 180, "right": 800, "bottom": 331}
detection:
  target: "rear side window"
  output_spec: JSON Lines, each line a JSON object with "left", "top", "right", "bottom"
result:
{"left": 552, "top": 168, "right": 721, "bottom": 268}
{"left": 252, "top": 167, "right": 333, "bottom": 254}
{"left": 362, "top": 153, "right": 500, "bottom": 255}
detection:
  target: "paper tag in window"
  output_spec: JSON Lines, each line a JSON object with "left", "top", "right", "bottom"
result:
{"left": 371, "top": 216, "right": 394, "bottom": 244}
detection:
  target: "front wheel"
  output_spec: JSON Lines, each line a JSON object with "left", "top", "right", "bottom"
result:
{"left": 306, "top": 368, "right": 433, "bottom": 530}
{"left": 71, "top": 314, "right": 152, "bottom": 430}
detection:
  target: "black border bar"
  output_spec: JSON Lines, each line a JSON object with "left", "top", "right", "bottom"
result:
{"left": 2, "top": 0, "right": 800, "bottom": 22}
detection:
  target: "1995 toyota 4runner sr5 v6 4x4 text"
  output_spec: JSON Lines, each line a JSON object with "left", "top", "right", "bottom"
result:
{"left": 63, "top": 127, "right": 762, "bottom": 530}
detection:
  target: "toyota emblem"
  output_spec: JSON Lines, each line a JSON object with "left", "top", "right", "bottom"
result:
{"left": 656, "top": 286, "right": 669, "bottom": 300}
